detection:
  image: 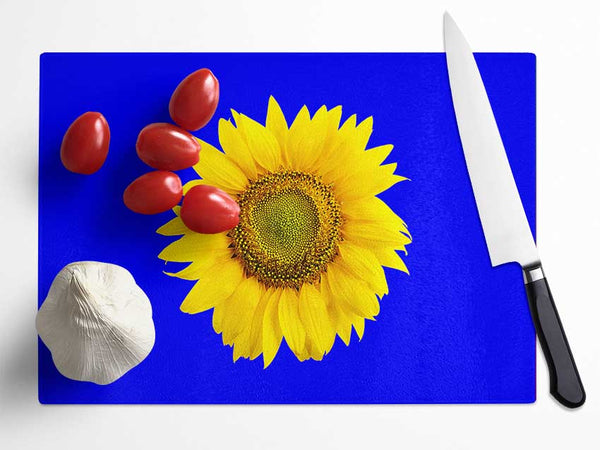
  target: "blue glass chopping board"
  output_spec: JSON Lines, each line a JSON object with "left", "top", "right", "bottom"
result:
{"left": 38, "top": 53, "right": 536, "bottom": 403}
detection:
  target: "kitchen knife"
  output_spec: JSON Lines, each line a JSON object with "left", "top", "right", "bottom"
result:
{"left": 443, "top": 12, "right": 585, "bottom": 408}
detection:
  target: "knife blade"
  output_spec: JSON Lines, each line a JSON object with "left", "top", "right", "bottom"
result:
{"left": 444, "top": 12, "right": 585, "bottom": 408}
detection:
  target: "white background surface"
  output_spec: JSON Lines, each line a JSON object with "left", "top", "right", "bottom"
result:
{"left": 0, "top": 0, "right": 598, "bottom": 448}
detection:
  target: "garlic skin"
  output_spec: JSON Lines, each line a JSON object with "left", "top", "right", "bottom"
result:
{"left": 36, "top": 261, "right": 155, "bottom": 385}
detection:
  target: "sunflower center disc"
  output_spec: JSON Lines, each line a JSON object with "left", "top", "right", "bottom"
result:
{"left": 231, "top": 170, "right": 342, "bottom": 289}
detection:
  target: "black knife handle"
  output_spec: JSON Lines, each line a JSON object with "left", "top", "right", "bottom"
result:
{"left": 524, "top": 265, "right": 585, "bottom": 408}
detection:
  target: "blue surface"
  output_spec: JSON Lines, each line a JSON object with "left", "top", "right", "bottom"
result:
{"left": 39, "top": 53, "right": 536, "bottom": 404}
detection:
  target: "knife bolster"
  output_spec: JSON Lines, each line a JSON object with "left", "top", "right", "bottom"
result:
{"left": 523, "top": 264, "right": 544, "bottom": 284}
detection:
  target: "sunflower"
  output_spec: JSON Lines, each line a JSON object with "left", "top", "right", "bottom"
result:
{"left": 157, "top": 97, "right": 411, "bottom": 367}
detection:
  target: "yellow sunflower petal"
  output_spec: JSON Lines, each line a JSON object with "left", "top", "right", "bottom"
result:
{"left": 372, "top": 247, "right": 409, "bottom": 273}
{"left": 286, "top": 105, "right": 329, "bottom": 172}
{"left": 326, "top": 263, "right": 380, "bottom": 318}
{"left": 298, "top": 283, "right": 335, "bottom": 357}
{"left": 337, "top": 242, "right": 388, "bottom": 297}
{"left": 212, "top": 302, "right": 225, "bottom": 333}
{"left": 324, "top": 106, "right": 342, "bottom": 146}
{"left": 335, "top": 164, "right": 407, "bottom": 201}
{"left": 330, "top": 305, "right": 352, "bottom": 346}
{"left": 347, "top": 115, "right": 373, "bottom": 154}
{"left": 266, "top": 96, "right": 289, "bottom": 154}
{"left": 233, "top": 333, "right": 251, "bottom": 362}
{"left": 278, "top": 288, "right": 306, "bottom": 356}
{"left": 164, "top": 249, "right": 231, "bottom": 280}
{"left": 313, "top": 106, "right": 343, "bottom": 165}
{"left": 321, "top": 275, "right": 352, "bottom": 346}
{"left": 284, "top": 106, "right": 310, "bottom": 167}
{"left": 319, "top": 113, "right": 356, "bottom": 166}
{"left": 319, "top": 116, "right": 371, "bottom": 183}
{"left": 221, "top": 276, "right": 264, "bottom": 345}
{"left": 194, "top": 139, "right": 248, "bottom": 194}
{"left": 235, "top": 114, "right": 281, "bottom": 173}
{"left": 327, "top": 113, "right": 359, "bottom": 153}
{"left": 247, "top": 289, "right": 275, "bottom": 360}
{"left": 333, "top": 145, "right": 394, "bottom": 184}
{"left": 219, "top": 118, "right": 258, "bottom": 180}
{"left": 305, "top": 339, "right": 324, "bottom": 361}
{"left": 352, "top": 316, "right": 365, "bottom": 340}
{"left": 232, "top": 298, "right": 263, "bottom": 362}
{"left": 342, "top": 196, "right": 407, "bottom": 233}
{"left": 262, "top": 289, "right": 283, "bottom": 368}
{"left": 180, "top": 257, "right": 244, "bottom": 314}
{"left": 339, "top": 114, "right": 357, "bottom": 133}
{"left": 230, "top": 108, "right": 242, "bottom": 126}
{"left": 343, "top": 219, "right": 411, "bottom": 249}
{"left": 182, "top": 179, "right": 209, "bottom": 195}
{"left": 364, "top": 144, "right": 394, "bottom": 166}
{"left": 158, "top": 232, "right": 229, "bottom": 263}
{"left": 368, "top": 163, "right": 408, "bottom": 194}
{"left": 156, "top": 215, "right": 188, "bottom": 236}
{"left": 295, "top": 344, "right": 311, "bottom": 362}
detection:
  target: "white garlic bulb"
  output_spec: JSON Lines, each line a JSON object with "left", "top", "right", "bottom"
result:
{"left": 36, "top": 261, "right": 155, "bottom": 385}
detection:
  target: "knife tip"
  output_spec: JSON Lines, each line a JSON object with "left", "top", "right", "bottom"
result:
{"left": 443, "top": 11, "right": 461, "bottom": 51}
{"left": 443, "top": 11, "right": 455, "bottom": 29}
